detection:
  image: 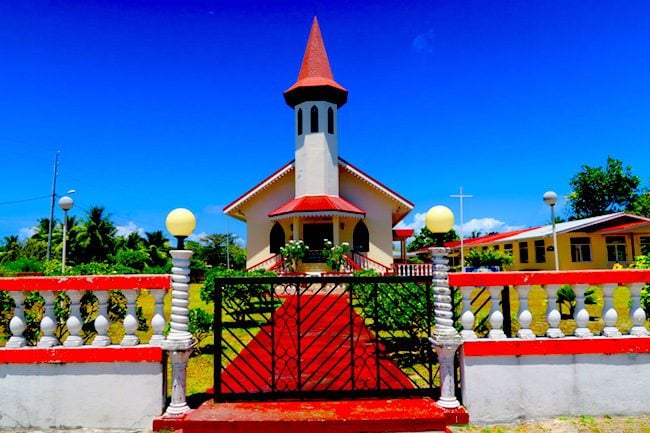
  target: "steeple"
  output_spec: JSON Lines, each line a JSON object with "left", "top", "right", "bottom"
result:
{"left": 284, "top": 17, "right": 348, "bottom": 108}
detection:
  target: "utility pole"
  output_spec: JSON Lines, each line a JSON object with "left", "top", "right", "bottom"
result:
{"left": 450, "top": 186, "right": 472, "bottom": 271}
{"left": 46, "top": 151, "right": 60, "bottom": 261}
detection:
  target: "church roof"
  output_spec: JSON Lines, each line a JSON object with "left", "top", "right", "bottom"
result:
{"left": 268, "top": 195, "right": 365, "bottom": 220}
{"left": 223, "top": 158, "right": 414, "bottom": 224}
{"left": 284, "top": 17, "right": 348, "bottom": 108}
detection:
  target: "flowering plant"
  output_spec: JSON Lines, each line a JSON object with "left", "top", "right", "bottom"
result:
{"left": 322, "top": 239, "right": 350, "bottom": 272}
{"left": 280, "top": 240, "right": 308, "bottom": 272}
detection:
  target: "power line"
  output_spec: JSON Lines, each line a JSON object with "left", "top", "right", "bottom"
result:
{"left": 0, "top": 195, "right": 51, "bottom": 206}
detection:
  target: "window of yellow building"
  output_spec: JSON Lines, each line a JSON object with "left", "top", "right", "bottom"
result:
{"left": 570, "top": 237, "right": 592, "bottom": 262}
{"left": 519, "top": 241, "right": 529, "bottom": 264}
{"left": 606, "top": 236, "right": 627, "bottom": 263}
{"left": 534, "top": 240, "right": 546, "bottom": 263}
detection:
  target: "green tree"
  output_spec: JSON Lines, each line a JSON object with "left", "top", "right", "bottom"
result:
{"left": 0, "top": 235, "right": 23, "bottom": 263}
{"left": 70, "top": 207, "right": 117, "bottom": 264}
{"left": 627, "top": 191, "right": 650, "bottom": 218}
{"left": 465, "top": 247, "right": 513, "bottom": 269}
{"left": 196, "top": 233, "right": 246, "bottom": 270}
{"left": 407, "top": 226, "right": 458, "bottom": 252}
{"left": 143, "top": 230, "right": 170, "bottom": 268}
{"left": 567, "top": 157, "right": 641, "bottom": 219}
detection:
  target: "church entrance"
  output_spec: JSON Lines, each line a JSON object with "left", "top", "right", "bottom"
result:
{"left": 302, "top": 223, "right": 333, "bottom": 262}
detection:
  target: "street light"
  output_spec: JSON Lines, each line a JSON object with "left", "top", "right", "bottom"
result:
{"left": 543, "top": 191, "right": 560, "bottom": 271}
{"left": 58, "top": 195, "right": 74, "bottom": 273}
{"left": 425, "top": 204, "right": 461, "bottom": 409}
{"left": 166, "top": 207, "right": 196, "bottom": 250}
{"left": 163, "top": 207, "right": 196, "bottom": 417}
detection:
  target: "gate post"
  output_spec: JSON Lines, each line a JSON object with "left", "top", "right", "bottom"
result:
{"left": 163, "top": 209, "right": 197, "bottom": 417}
{"left": 429, "top": 246, "right": 463, "bottom": 409}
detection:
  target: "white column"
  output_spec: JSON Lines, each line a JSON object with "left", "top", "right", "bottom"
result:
{"left": 7, "top": 291, "right": 27, "bottom": 348}
{"left": 601, "top": 283, "right": 621, "bottom": 337}
{"left": 544, "top": 284, "right": 564, "bottom": 338}
{"left": 459, "top": 286, "right": 477, "bottom": 340}
{"left": 163, "top": 249, "right": 195, "bottom": 417}
{"left": 428, "top": 247, "right": 462, "bottom": 409}
{"left": 333, "top": 215, "right": 340, "bottom": 246}
{"left": 121, "top": 290, "right": 140, "bottom": 346}
{"left": 573, "top": 284, "right": 593, "bottom": 337}
{"left": 516, "top": 285, "right": 535, "bottom": 339}
{"left": 92, "top": 291, "right": 111, "bottom": 346}
{"left": 628, "top": 282, "right": 649, "bottom": 336}
{"left": 37, "top": 291, "right": 59, "bottom": 347}
{"left": 487, "top": 286, "right": 506, "bottom": 339}
{"left": 64, "top": 290, "right": 84, "bottom": 347}
{"left": 149, "top": 289, "right": 167, "bottom": 346}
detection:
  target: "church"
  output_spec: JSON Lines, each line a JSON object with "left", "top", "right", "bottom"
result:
{"left": 224, "top": 17, "right": 414, "bottom": 273}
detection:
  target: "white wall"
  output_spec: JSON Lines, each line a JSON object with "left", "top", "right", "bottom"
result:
{"left": 461, "top": 346, "right": 650, "bottom": 424}
{"left": 0, "top": 361, "right": 163, "bottom": 430}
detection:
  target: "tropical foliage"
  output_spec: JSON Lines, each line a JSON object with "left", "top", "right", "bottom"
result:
{"left": 465, "top": 247, "right": 513, "bottom": 269}
{"left": 322, "top": 240, "right": 350, "bottom": 271}
{"left": 567, "top": 156, "right": 648, "bottom": 219}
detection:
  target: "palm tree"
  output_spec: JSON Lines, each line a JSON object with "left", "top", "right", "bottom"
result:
{"left": 0, "top": 235, "right": 22, "bottom": 263}
{"left": 144, "top": 230, "right": 170, "bottom": 268}
{"left": 71, "top": 207, "right": 117, "bottom": 264}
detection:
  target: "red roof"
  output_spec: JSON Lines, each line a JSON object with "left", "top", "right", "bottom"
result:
{"left": 284, "top": 17, "right": 348, "bottom": 108}
{"left": 595, "top": 220, "right": 650, "bottom": 234}
{"left": 392, "top": 229, "right": 414, "bottom": 240}
{"left": 268, "top": 195, "right": 365, "bottom": 218}
{"left": 444, "top": 228, "right": 536, "bottom": 248}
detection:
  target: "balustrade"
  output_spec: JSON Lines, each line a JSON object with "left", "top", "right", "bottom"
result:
{"left": 1, "top": 275, "right": 170, "bottom": 348}
{"left": 449, "top": 270, "right": 650, "bottom": 340}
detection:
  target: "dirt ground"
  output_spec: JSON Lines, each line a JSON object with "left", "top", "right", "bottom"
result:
{"left": 449, "top": 415, "right": 650, "bottom": 433}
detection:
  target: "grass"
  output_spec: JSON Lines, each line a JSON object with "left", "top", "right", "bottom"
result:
{"left": 449, "top": 414, "right": 650, "bottom": 433}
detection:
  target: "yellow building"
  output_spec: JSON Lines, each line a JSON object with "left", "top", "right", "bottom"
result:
{"left": 446, "top": 213, "right": 650, "bottom": 271}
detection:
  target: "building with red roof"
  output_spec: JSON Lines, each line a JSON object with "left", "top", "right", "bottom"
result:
{"left": 442, "top": 212, "right": 650, "bottom": 271}
{"left": 224, "top": 18, "right": 413, "bottom": 272}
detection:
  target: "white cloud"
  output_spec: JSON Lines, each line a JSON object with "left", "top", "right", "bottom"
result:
{"left": 115, "top": 221, "right": 145, "bottom": 238}
{"left": 460, "top": 218, "right": 525, "bottom": 237}
{"left": 188, "top": 231, "right": 209, "bottom": 242}
{"left": 396, "top": 214, "right": 525, "bottom": 237}
{"left": 395, "top": 212, "right": 426, "bottom": 234}
{"left": 18, "top": 226, "right": 36, "bottom": 240}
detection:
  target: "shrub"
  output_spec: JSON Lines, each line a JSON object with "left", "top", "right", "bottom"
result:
{"left": 321, "top": 240, "right": 350, "bottom": 271}
{"left": 279, "top": 240, "right": 308, "bottom": 272}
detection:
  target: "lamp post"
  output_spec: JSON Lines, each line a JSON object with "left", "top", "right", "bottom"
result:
{"left": 163, "top": 208, "right": 196, "bottom": 417}
{"left": 58, "top": 195, "right": 74, "bottom": 274}
{"left": 543, "top": 191, "right": 560, "bottom": 271}
{"left": 425, "top": 205, "right": 462, "bottom": 409}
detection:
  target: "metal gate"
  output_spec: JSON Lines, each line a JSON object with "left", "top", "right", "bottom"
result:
{"left": 213, "top": 276, "right": 442, "bottom": 401}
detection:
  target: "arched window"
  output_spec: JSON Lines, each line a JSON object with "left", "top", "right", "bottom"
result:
{"left": 353, "top": 221, "right": 369, "bottom": 252}
{"left": 297, "top": 108, "right": 303, "bottom": 135}
{"left": 270, "top": 223, "right": 285, "bottom": 254}
{"left": 327, "top": 107, "right": 334, "bottom": 134}
{"left": 310, "top": 105, "right": 319, "bottom": 133}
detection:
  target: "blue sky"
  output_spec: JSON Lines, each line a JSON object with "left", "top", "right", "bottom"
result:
{"left": 1, "top": 0, "right": 649, "bottom": 244}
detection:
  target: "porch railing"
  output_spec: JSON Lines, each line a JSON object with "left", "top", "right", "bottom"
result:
{"left": 1, "top": 275, "right": 171, "bottom": 348}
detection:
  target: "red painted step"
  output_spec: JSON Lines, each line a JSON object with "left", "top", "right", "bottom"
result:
{"left": 153, "top": 398, "right": 467, "bottom": 433}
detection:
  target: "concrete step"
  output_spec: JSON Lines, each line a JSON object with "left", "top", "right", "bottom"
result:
{"left": 153, "top": 398, "right": 466, "bottom": 433}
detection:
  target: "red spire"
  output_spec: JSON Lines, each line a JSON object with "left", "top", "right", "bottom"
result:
{"left": 284, "top": 17, "right": 348, "bottom": 108}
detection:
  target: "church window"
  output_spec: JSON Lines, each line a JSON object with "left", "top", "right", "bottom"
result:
{"left": 297, "top": 108, "right": 303, "bottom": 135}
{"left": 353, "top": 221, "right": 369, "bottom": 252}
{"left": 327, "top": 107, "right": 334, "bottom": 134}
{"left": 270, "top": 222, "right": 285, "bottom": 254}
{"left": 310, "top": 105, "right": 319, "bottom": 132}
